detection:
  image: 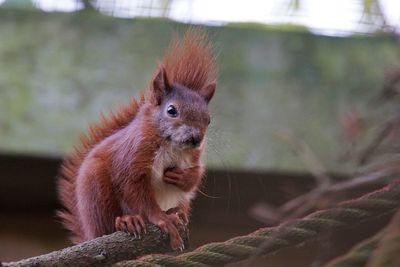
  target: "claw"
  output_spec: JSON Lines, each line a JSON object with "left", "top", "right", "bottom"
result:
{"left": 115, "top": 214, "right": 145, "bottom": 240}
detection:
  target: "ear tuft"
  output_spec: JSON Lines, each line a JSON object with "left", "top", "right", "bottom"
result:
{"left": 152, "top": 65, "right": 170, "bottom": 105}
{"left": 200, "top": 81, "right": 216, "bottom": 103}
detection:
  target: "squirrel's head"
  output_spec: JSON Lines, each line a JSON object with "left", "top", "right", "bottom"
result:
{"left": 151, "top": 66, "right": 216, "bottom": 150}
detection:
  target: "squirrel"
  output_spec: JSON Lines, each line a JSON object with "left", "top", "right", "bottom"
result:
{"left": 57, "top": 30, "right": 217, "bottom": 250}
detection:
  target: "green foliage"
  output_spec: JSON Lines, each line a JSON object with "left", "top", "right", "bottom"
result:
{"left": 0, "top": 10, "right": 399, "bottom": 172}
{"left": 226, "top": 22, "right": 309, "bottom": 32}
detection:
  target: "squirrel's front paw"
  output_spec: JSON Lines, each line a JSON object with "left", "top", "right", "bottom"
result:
{"left": 166, "top": 206, "right": 189, "bottom": 225}
{"left": 115, "top": 214, "right": 146, "bottom": 238}
{"left": 149, "top": 212, "right": 184, "bottom": 251}
{"left": 163, "top": 167, "right": 194, "bottom": 191}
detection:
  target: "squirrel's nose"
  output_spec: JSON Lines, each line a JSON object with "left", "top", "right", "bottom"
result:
{"left": 191, "top": 136, "right": 202, "bottom": 147}
{"left": 185, "top": 135, "right": 202, "bottom": 147}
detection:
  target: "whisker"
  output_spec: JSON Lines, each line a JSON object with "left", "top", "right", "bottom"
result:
{"left": 197, "top": 188, "right": 221, "bottom": 199}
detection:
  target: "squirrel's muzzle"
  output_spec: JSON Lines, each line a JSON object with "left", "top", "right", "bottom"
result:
{"left": 173, "top": 125, "right": 203, "bottom": 149}
{"left": 184, "top": 134, "right": 202, "bottom": 148}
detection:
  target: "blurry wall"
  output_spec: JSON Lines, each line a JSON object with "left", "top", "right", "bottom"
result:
{"left": 0, "top": 10, "right": 399, "bottom": 172}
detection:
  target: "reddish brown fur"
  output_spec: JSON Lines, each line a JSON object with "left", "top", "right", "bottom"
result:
{"left": 57, "top": 97, "right": 144, "bottom": 243}
{"left": 57, "top": 30, "right": 216, "bottom": 247}
{"left": 163, "top": 29, "right": 217, "bottom": 91}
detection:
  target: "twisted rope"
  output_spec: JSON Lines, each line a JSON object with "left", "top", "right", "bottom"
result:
{"left": 114, "top": 180, "right": 400, "bottom": 267}
{"left": 324, "top": 231, "right": 382, "bottom": 267}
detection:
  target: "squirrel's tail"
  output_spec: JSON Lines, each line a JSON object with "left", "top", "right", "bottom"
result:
{"left": 57, "top": 156, "right": 84, "bottom": 244}
{"left": 57, "top": 97, "right": 143, "bottom": 244}
{"left": 163, "top": 28, "right": 217, "bottom": 91}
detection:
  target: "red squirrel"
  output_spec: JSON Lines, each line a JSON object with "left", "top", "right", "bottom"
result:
{"left": 57, "top": 30, "right": 217, "bottom": 250}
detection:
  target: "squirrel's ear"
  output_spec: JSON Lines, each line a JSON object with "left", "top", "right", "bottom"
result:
{"left": 200, "top": 81, "right": 216, "bottom": 103}
{"left": 152, "top": 65, "right": 171, "bottom": 105}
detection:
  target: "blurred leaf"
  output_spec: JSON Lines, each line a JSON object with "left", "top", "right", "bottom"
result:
{"left": 338, "top": 109, "right": 363, "bottom": 146}
{"left": 363, "top": 0, "right": 374, "bottom": 15}
{"left": 288, "top": 0, "right": 301, "bottom": 11}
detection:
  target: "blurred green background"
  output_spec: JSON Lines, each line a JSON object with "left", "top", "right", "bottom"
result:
{"left": 0, "top": 10, "right": 399, "bottom": 172}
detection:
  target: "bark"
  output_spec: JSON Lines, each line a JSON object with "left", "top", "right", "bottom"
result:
{"left": 2, "top": 224, "right": 189, "bottom": 267}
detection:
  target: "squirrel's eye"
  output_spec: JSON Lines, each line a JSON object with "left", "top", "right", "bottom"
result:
{"left": 166, "top": 105, "right": 178, "bottom": 117}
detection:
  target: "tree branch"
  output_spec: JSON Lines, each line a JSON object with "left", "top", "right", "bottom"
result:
{"left": 2, "top": 223, "right": 189, "bottom": 267}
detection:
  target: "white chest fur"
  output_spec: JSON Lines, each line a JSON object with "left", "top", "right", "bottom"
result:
{"left": 151, "top": 145, "right": 195, "bottom": 211}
